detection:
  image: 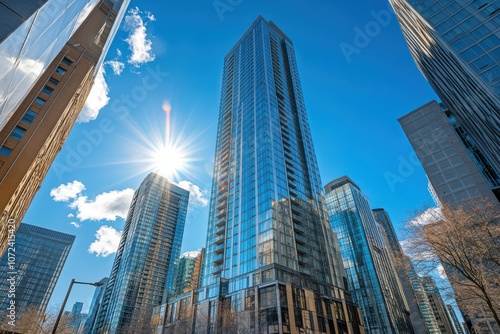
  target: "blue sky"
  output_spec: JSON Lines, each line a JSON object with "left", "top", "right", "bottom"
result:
{"left": 24, "top": 0, "right": 442, "bottom": 313}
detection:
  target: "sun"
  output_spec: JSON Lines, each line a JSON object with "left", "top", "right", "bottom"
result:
{"left": 102, "top": 100, "right": 203, "bottom": 185}
{"left": 150, "top": 142, "right": 187, "bottom": 180}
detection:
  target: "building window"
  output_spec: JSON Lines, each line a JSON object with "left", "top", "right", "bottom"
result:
{"left": 41, "top": 86, "right": 54, "bottom": 95}
{"left": 21, "top": 110, "right": 37, "bottom": 124}
{"left": 0, "top": 147, "right": 12, "bottom": 156}
{"left": 49, "top": 77, "right": 60, "bottom": 85}
{"left": 55, "top": 66, "right": 66, "bottom": 75}
{"left": 62, "top": 57, "right": 73, "bottom": 66}
{"left": 10, "top": 126, "right": 26, "bottom": 141}
{"left": 35, "top": 97, "right": 46, "bottom": 106}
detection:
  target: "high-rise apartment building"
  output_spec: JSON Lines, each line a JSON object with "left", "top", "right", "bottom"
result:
{"left": 70, "top": 301, "right": 84, "bottom": 331}
{"left": 170, "top": 249, "right": 204, "bottom": 297}
{"left": 93, "top": 173, "right": 189, "bottom": 334}
{"left": 399, "top": 100, "right": 499, "bottom": 206}
{"left": 373, "top": 208, "right": 441, "bottom": 334}
{"left": 421, "top": 276, "right": 457, "bottom": 334}
{"left": 325, "top": 176, "right": 413, "bottom": 333}
{"left": 81, "top": 277, "right": 108, "bottom": 334}
{"left": 407, "top": 264, "right": 442, "bottom": 334}
{"left": 390, "top": 0, "right": 500, "bottom": 183}
{"left": 445, "top": 305, "right": 465, "bottom": 334}
{"left": 162, "top": 16, "right": 364, "bottom": 334}
{"left": 0, "top": 223, "right": 75, "bottom": 322}
{"left": 0, "top": 0, "right": 130, "bottom": 256}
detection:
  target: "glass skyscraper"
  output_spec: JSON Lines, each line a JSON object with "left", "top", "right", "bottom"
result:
{"left": 390, "top": 0, "right": 500, "bottom": 190}
{"left": 93, "top": 173, "right": 189, "bottom": 334}
{"left": 421, "top": 276, "right": 457, "bottom": 334}
{"left": 170, "top": 249, "right": 204, "bottom": 297}
{"left": 81, "top": 277, "right": 108, "bottom": 334}
{"left": 325, "top": 177, "right": 413, "bottom": 334}
{"left": 0, "top": 0, "right": 130, "bottom": 257}
{"left": 163, "top": 16, "right": 364, "bottom": 334}
{"left": 373, "top": 208, "right": 441, "bottom": 334}
{"left": 0, "top": 223, "right": 74, "bottom": 322}
{"left": 407, "top": 264, "right": 442, "bottom": 334}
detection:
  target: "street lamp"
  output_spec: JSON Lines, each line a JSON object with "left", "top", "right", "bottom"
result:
{"left": 51, "top": 279, "right": 104, "bottom": 334}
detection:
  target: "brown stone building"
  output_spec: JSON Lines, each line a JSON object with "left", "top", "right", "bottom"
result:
{"left": 0, "top": 0, "right": 129, "bottom": 256}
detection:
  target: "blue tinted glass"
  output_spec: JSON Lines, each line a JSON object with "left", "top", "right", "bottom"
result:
{"left": 35, "top": 97, "right": 46, "bottom": 105}
{"left": 0, "top": 147, "right": 12, "bottom": 156}
{"left": 22, "top": 110, "right": 37, "bottom": 124}
{"left": 10, "top": 126, "right": 26, "bottom": 140}
{"left": 42, "top": 86, "right": 54, "bottom": 95}
{"left": 55, "top": 66, "right": 66, "bottom": 75}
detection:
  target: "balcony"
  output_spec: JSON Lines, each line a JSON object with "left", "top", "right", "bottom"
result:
{"left": 213, "top": 253, "right": 223, "bottom": 264}
{"left": 214, "top": 244, "right": 224, "bottom": 254}
{"left": 216, "top": 209, "right": 227, "bottom": 219}
{"left": 214, "top": 234, "right": 225, "bottom": 245}
{"left": 295, "top": 233, "right": 306, "bottom": 245}
{"left": 215, "top": 225, "right": 225, "bottom": 236}
{"left": 216, "top": 218, "right": 226, "bottom": 228}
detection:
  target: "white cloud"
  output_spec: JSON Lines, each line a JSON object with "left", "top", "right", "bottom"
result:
{"left": 69, "top": 188, "right": 134, "bottom": 221}
{"left": 105, "top": 60, "right": 125, "bottom": 75}
{"left": 146, "top": 11, "right": 156, "bottom": 21}
{"left": 68, "top": 213, "right": 74, "bottom": 218}
{"left": 78, "top": 66, "right": 109, "bottom": 122}
{"left": 124, "top": 7, "right": 155, "bottom": 66}
{"left": 116, "top": 49, "right": 122, "bottom": 57}
{"left": 70, "top": 222, "right": 81, "bottom": 228}
{"left": 13, "top": 57, "right": 45, "bottom": 81}
{"left": 50, "top": 181, "right": 86, "bottom": 202}
{"left": 408, "top": 207, "right": 443, "bottom": 227}
{"left": 88, "top": 225, "right": 122, "bottom": 257}
{"left": 177, "top": 181, "right": 209, "bottom": 208}
{"left": 436, "top": 264, "right": 448, "bottom": 280}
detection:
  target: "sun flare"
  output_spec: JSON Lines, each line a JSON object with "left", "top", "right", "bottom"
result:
{"left": 150, "top": 142, "right": 187, "bottom": 179}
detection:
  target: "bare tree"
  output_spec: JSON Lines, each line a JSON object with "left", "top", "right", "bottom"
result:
{"left": 0, "top": 305, "right": 74, "bottom": 334}
{"left": 403, "top": 198, "right": 500, "bottom": 331}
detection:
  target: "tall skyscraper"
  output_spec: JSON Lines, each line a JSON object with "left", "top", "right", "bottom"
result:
{"left": 421, "top": 276, "right": 457, "bottom": 334}
{"left": 325, "top": 176, "right": 413, "bottom": 333}
{"left": 390, "top": 0, "right": 500, "bottom": 189}
{"left": 163, "top": 16, "right": 364, "bottom": 334}
{"left": 82, "top": 277, "right": 108, "bottom": 334}
{"left": 399, "top": 100, "right": 499, "bottom": 206}
{"left": 70, "top": 301, "right": 84, "bottom": 332}
{"left": 407, "top": 265, "right": 442, "bottom": 334}
{"left": 170, "top": 249, "right": 204, "bottom": 297}
{"left": 0, "top": 223, "right": 75, "bottom": 322}
{"left": 0, "top": 0, "right": 130, "bottom": 256}
{"left": 93, "top": 173, "right": 189, "bottom": 334}
{"left": 446, "top": 305, "right": 465, "bottom": 334}
{"left": 373, "top": 208, "right": 441, "bottom": 334}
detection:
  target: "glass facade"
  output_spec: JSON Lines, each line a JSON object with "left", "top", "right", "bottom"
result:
{"left": 374, "top": 208, "right": 442, "bottom": 334}
{"left": 0, "top": 0, "right": 97, "bottom": 131}
{"left": 421, "top": 276, "right": 456, "bottom": 334}
{"left": 325, "top": 177, "right": 413, "bottom": 334}
{"left": 166, "top": 16, "right": 364, "bottom": 334}
{"left": 170, "top": 249, "right": 204, "bottom": 297}
{"left": 0, "top": 223, "right": 74, "bottom": 320}
{"left": 0, "top": 0, "right": 130, "bottom": 258}
{"left": 390, "top": 0, "right": 500, "bottom": 192}
{"left": 94, "top": 173, "right": 189, "bottom": 334}
{"left": 445, "top": 305, "right": 465, "bottom": 334}
{"left": 407, "top": 265, "right": 442, "bottom": 334}
{"left": 81, "top": 277, "right": 108, "bottom": 334}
